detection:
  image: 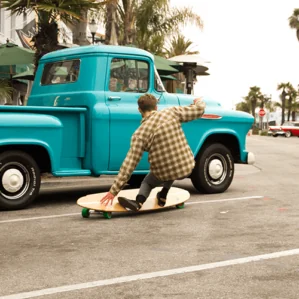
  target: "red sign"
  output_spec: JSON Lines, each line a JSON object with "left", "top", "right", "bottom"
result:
{"left": 259, "top": 108, "right": 266, "bottom": 117}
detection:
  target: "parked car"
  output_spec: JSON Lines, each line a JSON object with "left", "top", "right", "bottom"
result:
{"left": 280, "top": 121, "right": 299, "bottom": 137}
{"left": 268, "top": 125, "right": 285, "bottom": 137}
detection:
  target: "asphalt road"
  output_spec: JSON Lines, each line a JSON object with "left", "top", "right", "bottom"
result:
{"left": 1, "top": 135, "right": 299, "bottom": 299}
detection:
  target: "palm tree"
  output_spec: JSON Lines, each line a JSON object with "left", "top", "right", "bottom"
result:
{"left": 289, "top": 8, "right": 299, "bottom": 42}
{"left": 0, "top": 79, "right": 13, "bottom": 104}
{"left": 291, "top": 100, "right": 299, "bottom": 121}
{"left": 135, "top": 1, "right": 203, "bottom": 53}
{"left": 277, "top": 82, "right": 293, "bottom": 124}
{"left": 105, "top": 0, "right": 119, "bottom": 45}
{"left": 2, "top": 0, "right": 101, "bottom": 71}
{"left": 259, "top": 93, "right": 271, "bottom": 109}
{"left": 165, "top": 33, "right": 199, "bottom": 58}
{"left": 286, "top": 86, "right": 297, "bottom": 121}
{"left": 247, "top": 86, "right": 263, "bottom": 124}
{"left": 121, "top": 0, "right": 136, "bottom": 45}
{"left": 103, "top": 0, "right": 202, "bottom": 52}
{"left": 235, "top": 99, "right": 251, "bottom": 113}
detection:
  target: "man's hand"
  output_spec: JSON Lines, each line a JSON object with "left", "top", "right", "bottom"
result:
{"left": 100, "top": 192, "right": 115, "bottom": 206}
{"left": 193, "top": 97, "right": 203, "bottom": 104}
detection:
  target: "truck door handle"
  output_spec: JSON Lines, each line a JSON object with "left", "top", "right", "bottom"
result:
{"left": 108, "top": 96, "right": 121, "bottom": 101}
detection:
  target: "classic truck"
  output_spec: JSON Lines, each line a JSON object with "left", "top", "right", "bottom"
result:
{"left": 0, "top": 45, "right": 255, "bottom": 210}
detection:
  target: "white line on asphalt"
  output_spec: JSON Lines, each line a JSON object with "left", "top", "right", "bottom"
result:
{"left": 0, "top": 196, "right": 264, "bottom": 224}
{"left": 185, "top": 195, "right": 264, "bottom": 205}
{"left": 1, "top": 248, "right": 299, "bottom": 299}
{"left": 0, "top": 213, "right": 80, "bottom": 224}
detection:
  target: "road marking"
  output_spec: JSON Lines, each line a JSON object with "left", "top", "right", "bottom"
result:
{"left": 185, "top": 195, "right": 264, "bottom": 205}
{"left": 0, "top": 213, "right": 80, "bottom": 224}
{"left": 0, "top": 196, "right": 264, "bottom": 224}
{"left": 1, "top": 248, "right": 299, "bottom": 299}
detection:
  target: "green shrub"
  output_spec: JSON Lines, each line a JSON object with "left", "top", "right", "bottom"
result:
{"left": 252, "top": 127, "right": 259, "bottom": 135}
{"left": 260, "top": 130, "right": 268, "bottom": 136}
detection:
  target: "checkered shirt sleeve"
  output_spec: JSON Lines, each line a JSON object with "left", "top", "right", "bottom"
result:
{"left": 172, "top": 98, "right": 206, "bottom": 123}
{"left": 109, "top": 136, "right": 144, "bottom": 196}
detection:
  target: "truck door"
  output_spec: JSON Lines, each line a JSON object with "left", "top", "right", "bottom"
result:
{"left": 105, "top": 56, "right": 166, "bottom": 171}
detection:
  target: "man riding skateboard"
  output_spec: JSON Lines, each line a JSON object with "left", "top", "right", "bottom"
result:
{"left": 100, "top": 93, "right": 206, "bottom": 211}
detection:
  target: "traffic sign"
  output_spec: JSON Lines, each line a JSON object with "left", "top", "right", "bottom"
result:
{"left": 259, "top": 108, "right": 266, "bottom": 117}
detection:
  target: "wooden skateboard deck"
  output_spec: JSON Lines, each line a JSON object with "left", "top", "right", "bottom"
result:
{"left": 77, "top": 187, "right": 190, "bottom": 219}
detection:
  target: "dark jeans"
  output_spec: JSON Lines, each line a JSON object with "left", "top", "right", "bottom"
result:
{"left": 138, "top": 172, "right": 174, "bottom": 199}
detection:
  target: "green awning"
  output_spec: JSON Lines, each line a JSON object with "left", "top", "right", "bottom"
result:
{"left": 154, "top": 55, "right": 179, "bottom": 75}
{"left": 160, "top": 74, "right": 178, "bottom": 80}
{"left": 0, "top": 42, "right": 34, "bottom": 66}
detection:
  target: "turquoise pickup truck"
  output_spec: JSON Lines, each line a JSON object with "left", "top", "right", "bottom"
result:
{"left": 0, "top": 45, "right": 254, "bottom": 210}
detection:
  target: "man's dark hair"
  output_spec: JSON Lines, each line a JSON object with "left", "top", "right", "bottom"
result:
{"left": 138, "top": 94, "right": 157, "bottom": 112}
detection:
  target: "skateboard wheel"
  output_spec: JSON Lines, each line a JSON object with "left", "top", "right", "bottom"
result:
{"left": 82, "top": 208, "right": 90, "bottom": 218}
{"left": 103, "top": 212, "right": 112, "bottom": 219}
{"left": 176, "top": 203, "right": 185, "bottom": 209}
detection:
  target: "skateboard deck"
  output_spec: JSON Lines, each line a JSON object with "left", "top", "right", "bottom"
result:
{"left": 77, "top": 187, "right": 190, "bottom": 219}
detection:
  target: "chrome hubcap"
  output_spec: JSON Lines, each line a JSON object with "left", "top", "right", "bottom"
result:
{"left": 2, "top": 169, "right": 24, "bottom": 193}
{"left": 206, "top": 154, "right": 228, "bottom": 185}
{"left": 0, "top": 162, "right": 30, "bottom": 200}
{"left": 208, "top": 159, "right": 224, "bottom": 180}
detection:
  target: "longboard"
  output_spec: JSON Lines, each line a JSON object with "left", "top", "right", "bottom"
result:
{"left": 77, "top": 187, "right": 190, "bottom": 219}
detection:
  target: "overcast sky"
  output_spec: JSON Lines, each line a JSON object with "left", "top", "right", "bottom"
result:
{"left": 170, "top": 0, "right": 299, "bottom": 109}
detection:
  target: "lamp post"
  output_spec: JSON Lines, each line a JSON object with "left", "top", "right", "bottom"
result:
{"left": 285, "top": 94, "right": 290, "bottom": 122}
{"left": 89, "top": 19, "right": 98, "bottom": 44}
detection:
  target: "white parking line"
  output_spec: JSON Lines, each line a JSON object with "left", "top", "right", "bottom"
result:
{"left": 1, "top": 248, "right": 299, "bottom": 299}
{"left": 0, "top": 213, "right": 80, "bottom": 224}
{"left": 0, "top": 196, "right": 264, "bottom": 224}
{"left": 185, "top": 195, "right": 264, "bottom": 205}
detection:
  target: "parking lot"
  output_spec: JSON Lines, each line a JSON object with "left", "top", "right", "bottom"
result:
{"left": 1, "top": 135, "right": 299, "bottom": 299}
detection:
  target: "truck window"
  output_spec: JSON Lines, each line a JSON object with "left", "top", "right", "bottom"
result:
{"left": 41, "top": 59, "right": 80, "bottom": 85}
{"left": 109, "top": 58, "right": 149, "bottom": 93}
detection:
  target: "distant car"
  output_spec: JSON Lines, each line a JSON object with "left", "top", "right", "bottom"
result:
{"left": 268, "top": 125, "right": 285, "bottom": 137}
{"left": 280, "top": 121, "right": 299, "bottom": 138}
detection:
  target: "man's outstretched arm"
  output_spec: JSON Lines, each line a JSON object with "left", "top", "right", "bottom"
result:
{"left": 172, "top": 97, "right": 206, "bottom": 123}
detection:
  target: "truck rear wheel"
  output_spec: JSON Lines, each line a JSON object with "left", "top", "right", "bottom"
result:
{"left": 0, "top": 151, "right": 40, "bottom": 210}
{"left": 191, "top": 143, "right": 234, "bottom": 194}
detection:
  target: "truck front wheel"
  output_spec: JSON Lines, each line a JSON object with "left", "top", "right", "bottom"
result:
{"left": 191, "top": 143, "right": 234, "bottom": 194}
{"left": 0, "top": 151, "right": 40, "bottom": 210}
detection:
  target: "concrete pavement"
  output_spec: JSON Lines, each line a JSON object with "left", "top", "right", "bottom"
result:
{"left": 1, "top": 135, "right": 299, "bottom": 299}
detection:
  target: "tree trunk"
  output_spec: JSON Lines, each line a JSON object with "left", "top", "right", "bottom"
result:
{"left": 281, "top": 99, "right": 286, "bottom": 125}
{"left": 105, "top": 0, "right": 119, "bottom": 45}
{"left": 280, "top": 90, "right": 286, "bottom": 125}
{"left": 292, "top": 110, "right": 296, "bottom": 121}
{"left": 69, "top": 12, "right": 89, "bottom": 46}
{"left": 251, "top": 99, "right": 257, "bottom": 124}
{"left": 123, "top": 0, "right": 136, "bottom": 45}
{"left": 33, "top": 12, "right": 60, "bottom": 74}
{"left": 287, "top": 98, "right": 292, "bottom": 121}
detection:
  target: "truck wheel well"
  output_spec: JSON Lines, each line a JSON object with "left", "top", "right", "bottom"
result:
{"left": 198, "top": 134, "right": 240, "bottom": 163}
{"left": 0, "top": 145, "right": 51, "bottom": 173}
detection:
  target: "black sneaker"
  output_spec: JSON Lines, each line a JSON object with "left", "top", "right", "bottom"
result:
{"left": 157, "top": 192, "right": 167, "bottom": 207}
{"left": 118, "top": 197, "right": 143, "bottom": 212}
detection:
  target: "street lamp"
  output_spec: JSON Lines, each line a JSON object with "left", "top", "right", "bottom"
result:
{"left": 89, "top": 19, "right": 98, "bottom": 44}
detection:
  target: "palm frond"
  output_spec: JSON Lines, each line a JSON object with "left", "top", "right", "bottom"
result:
{"left": 0, "top": 79, "right": 13, "bottom": 102}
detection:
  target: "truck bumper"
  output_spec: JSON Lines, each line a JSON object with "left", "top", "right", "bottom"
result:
{"left": 247, "top": 152, "right": 255, "bottom": 165}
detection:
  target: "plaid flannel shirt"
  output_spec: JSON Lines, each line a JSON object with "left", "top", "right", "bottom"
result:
{"left": 109, "top": 98, "right": 206, "bottom": 195}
